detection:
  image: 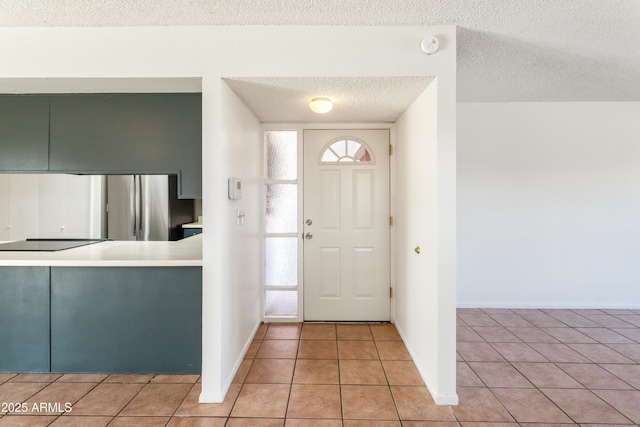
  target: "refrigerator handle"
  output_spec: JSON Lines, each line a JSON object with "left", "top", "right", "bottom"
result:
{"left": 138, "top": 175, "right": 145, "bottom": 240}
{"left": 134, "top": 175, "right": 141, "bottom": 240}
{"left": 131, "top": 175, "right": 136, "bottom": 238}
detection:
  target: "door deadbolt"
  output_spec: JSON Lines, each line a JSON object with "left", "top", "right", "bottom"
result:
{"left": 305, "top": 232, "right": 313, "bottom": 240}
{"left": 305, "top": 219, "right": 313, "bottom": 226}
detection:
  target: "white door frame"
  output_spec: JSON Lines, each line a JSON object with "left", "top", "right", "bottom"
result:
{"left": 261, "top": 122, "right": 396, "bottom": 323}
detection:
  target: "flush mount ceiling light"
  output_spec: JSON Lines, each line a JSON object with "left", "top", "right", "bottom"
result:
{"left": 309, "top": 97, "right": 333, "bottom": 114}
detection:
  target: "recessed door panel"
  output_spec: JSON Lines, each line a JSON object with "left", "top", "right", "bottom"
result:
{"left": 320, "top": 247, "right": 341, "bottom": 298}
{"left": 321, "top": 171, "right": 341, "bottom": 230}
{"left": 353, "top": 247, "right": 375, "bottom": 299}
{"left": 354, "top": 170, "right": 375, "bottom": 230}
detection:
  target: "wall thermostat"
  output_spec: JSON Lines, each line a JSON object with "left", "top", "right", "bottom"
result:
{"left": 228, "top": 178, "right": 242, "bottom": 200}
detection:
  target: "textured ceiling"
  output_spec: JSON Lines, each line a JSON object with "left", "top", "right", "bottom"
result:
{"left": 223, "top": 77, "right": 434, "bottom": 123}
{"left": 0, "top": 0, "right": 638, "bottom": 104}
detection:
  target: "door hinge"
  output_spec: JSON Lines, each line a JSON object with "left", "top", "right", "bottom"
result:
{"left": 389, "top": 216, "right": 393, "bottom": 226}
{"left": 390, "top": 287, "right": 393, "bottom": 298}
{"left": 389, "top": 144, "right": 393, "bottom": 155}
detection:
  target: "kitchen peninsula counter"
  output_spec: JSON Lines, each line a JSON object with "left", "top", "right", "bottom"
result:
{"left": 0, "top": 234, "right": 202, "bottom": 267}
{"left": 0, "top": 234, "right": 202, "bottom": 374}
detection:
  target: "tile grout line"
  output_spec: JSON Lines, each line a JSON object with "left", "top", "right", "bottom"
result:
{"left": 333, "top": 323, "right": 345, "bottom": 423}
{"left": 3, "top": 314, "right": 639, "bottom": 426}
{"left": 165, "top": 380, "right": 199, "bottom": 426}
{"left": 280, "top": 323, "right": 302, "bottom": 423}
{"left": 104, "top": 375, "right": 154, "bottom": 426}
{"left": 372, "top": 323, "right": 405, "bottom": 424}
{"left": 228, "top": 323, "right": 269, "bottom": 421}
{"left": 466, "top": 327, "right": 579, "bottom": 425}
{"left": 463, "top": 358, "right": 520, "bottom": 424}
{"left": 461, "top": 309, "right": 638, "bottom": 425}
{"left": 53, "top": 375, "right": 104, "bottom": 424}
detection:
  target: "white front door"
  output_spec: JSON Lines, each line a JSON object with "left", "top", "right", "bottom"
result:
{"left": 303, "top": 129, "right": 390, "bottom": 321}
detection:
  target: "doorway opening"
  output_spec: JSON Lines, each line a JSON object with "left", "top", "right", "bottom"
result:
{"left": 262, "top": 127, "right": 391, "bottom": 322}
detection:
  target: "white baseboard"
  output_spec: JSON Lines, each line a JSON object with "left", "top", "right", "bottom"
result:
{"left": 457, "top": 302, "right": 640, "bottom": 309}
{"left": 198, "top": 391, "right": 225, "bottom": 403}
{"left": 199, "top": 320, "right": 262, "bottom": 404}
{"left": 392, "top": 319, "right": 459, "bottom": 407}
{"left": 223, "top": 320, "right": 262, "bottom": 388}
{"left": 435, "top": 394, "right": 459, "bottom": 405}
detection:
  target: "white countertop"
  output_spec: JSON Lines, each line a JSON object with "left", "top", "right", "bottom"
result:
{"left": 0, "top": 234, "right": 202, "bottom": 267}
{"left": 182, "top": 222, "right": 203, "bottom": 229}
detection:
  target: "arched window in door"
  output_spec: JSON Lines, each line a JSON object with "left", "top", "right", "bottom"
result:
{"left": 319, "top": 137, "right": 375, "bottom": 164}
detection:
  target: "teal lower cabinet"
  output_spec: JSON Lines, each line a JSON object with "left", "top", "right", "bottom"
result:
{"left": 0, "top": 267, "right": 51, "bottom": 373}
{"left": 50, "top": 267, "right": 202, "bottom": 374}
{"left": 182, "top": 227, "right": 202, "bottom": 238}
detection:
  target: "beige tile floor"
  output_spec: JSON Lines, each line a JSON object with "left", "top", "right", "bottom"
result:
{"left": 1, "top": 309, "right": 639, "bottom": 426}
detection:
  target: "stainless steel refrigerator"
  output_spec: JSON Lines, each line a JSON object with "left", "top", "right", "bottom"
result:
{"left": 106, "top": 175, "right": 194, "bottom": 241}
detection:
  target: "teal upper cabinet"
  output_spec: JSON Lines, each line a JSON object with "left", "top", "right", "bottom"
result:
{"left": 49, "top": 93, "right": 202, "bottom": 198}
{"left": 0, "top": 95, "right": 50, "bottom": 171}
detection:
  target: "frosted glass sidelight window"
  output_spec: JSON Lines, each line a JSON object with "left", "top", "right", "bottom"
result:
{"left": 265, "top": 184, "right": 297, "bottom": 233}
{"left": 266, "top": 290, "right": 298, "bottom": 316}
{"left": 265, "top": 237, "right": 297, "bottom": 287}
{"left": 266, "top": 130, "right": 297, "bottom": 180}
{"left": 320, "top": 138, "right": 373, "bottom": 164}
{"left": 264, "top": 129, "right": 299, "bottom": 318}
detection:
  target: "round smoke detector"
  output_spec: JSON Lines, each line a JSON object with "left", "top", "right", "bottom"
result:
{"left": 420, "top": 36, "right": 440, "bottom": 55}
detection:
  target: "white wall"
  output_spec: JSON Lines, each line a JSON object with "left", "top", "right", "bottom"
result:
{"left": 218, "top": 81, "right": 262, "bottom": 393}
{"left": 0, "top": 24, "right": 457, "bottom": 403}
{"left": 394, "top": 79, "right": 458, "bottom": 405}
{"left": 458, "top": 102, "right": 640, "bottom": 308}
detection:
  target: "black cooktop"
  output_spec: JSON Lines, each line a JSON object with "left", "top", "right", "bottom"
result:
{"left": 0, "top": 238, "right": 106, "bottom": 252}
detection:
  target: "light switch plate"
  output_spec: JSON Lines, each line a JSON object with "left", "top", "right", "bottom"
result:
{"left": 236, "top": 209, "right": 245, "bottom": 226}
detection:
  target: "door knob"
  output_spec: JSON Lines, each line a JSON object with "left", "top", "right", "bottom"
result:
{"left": 305, "top": 232, "right": 313, "bottom": 240}
{"left": 415, "top": 246, "right": 421, "bottom": 254}
{"left": 305, "top": 219, "right": 313, "bottom": 226}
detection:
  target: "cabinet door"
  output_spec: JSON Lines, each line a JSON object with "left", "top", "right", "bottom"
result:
{"left": 65, "top": 175, "right": 103, "bottom": 238}
{"left": 49, "top": 94, "right": 202, "bottom": 198}
{"left": 0, "top": 175, "right": 8, "bottom": 241}
{"left": 37, "top": 174, "right": 66, "bottom": 238}
{"left": 8, "top": 174, "right": 39, "bottom": 241}
{"left": 0, "top": 267, "right": 51, "bottom": 373}
{"left": 0, "top": 96, "right": 50, "bottom": 171}
{"left": 183, "top": 228, "right": 202, "bottom": 238}
{"left": 51, "top": 267, "right": 202, "bottom": 374}
{"left": 38, "top": 174, "right": 102, "bottom": 238}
